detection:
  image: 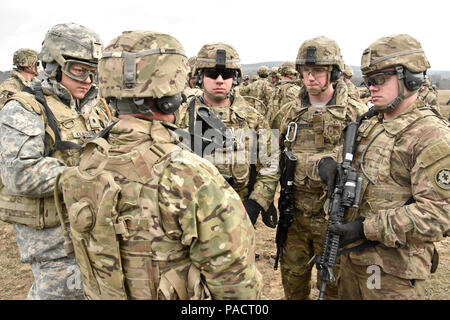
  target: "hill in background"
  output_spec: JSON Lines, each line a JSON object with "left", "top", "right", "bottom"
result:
{"left": 2, "top": 63, "right": 450, "bottom": 89}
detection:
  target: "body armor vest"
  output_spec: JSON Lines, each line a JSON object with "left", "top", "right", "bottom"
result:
{"left": 184, "top": 96, "right": 255, "bottom": 200}
{"left": 287, "top": 103, "right": 349, "bottom": 216}
{"left": 0, "top": 91, "right": 108, "bottom": 229}
{"left": 58, "top": 122, "right": 210, "bottom": 300}
{"left": 348, "top": 107, "right": 442, "bottom": 279}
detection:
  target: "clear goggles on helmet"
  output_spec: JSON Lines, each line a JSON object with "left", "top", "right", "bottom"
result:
{"left": 62, "top": 59, "right": 98, "bottom": 82}
{"left": 362, "top": 70, "right": 397, "bottom": 87}
{"left": 203, "top": 68, "right": 237, "bottom": 80}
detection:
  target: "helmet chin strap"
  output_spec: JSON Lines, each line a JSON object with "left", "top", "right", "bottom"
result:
{"left": 306, "top": 70, "right": 331, "bottom": 95}
{"left": 374, "top": 66, "right": 417, "bottom": 113}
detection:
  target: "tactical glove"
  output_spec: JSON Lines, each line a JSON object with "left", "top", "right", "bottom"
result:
{"left": 329, "top": 218, "right": 366, "bottom": 247}
{"left": 243, "top": 199, "right": 263, "bottom": 226}
{"left": 318, "top": 157, "right": 340, "bottom": 197}
{"left": 261, "top": 202, "right": 278, "bottom": 229}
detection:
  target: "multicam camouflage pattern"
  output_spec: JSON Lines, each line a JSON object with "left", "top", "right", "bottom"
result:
{"left": 179, "top": 95, "right": 279, "bottom": 212}
{"left": 343, "top": 99, "right": 450, "bottom": 285}
{"left": 342, "top": 64, "right": 354, "bottom": 78}
{"left": 418, "top": 75, "right": 439, "bottom": 108}
{"left": 279, "top": 61, "right": 298, "bottom": 77}
{"left": 245, "top": 78, "right": 273, "bottom": 116}
{"left": 60, "top": 117, "right": 263, "bottom": 299}
{"left": 99, "top": 31, "right": 188, "bottom": 99}
{"left": 187, "top": 56, "right": 197, "bottom": 76}
{"left": 280, "top": 214, "right": 339, "bottom": 300}
{"left": 360, "top": 34, "right": 430, "bottom": 75}
{"left": 257, "top": 65, "right": 269, "bottom": 77}
{"left": 194, "top": 42, "right": 242, "bottom": 77}
{"left": 276, "top": 79, "right": 368, "bottom": 299}
{"left": 267, "top": 79, "right": 301, "bottom": 126}
{"left": 338, "top": 255, "right": 426, "bottom": 299}
{"left": 0, "top": 69, "right": 36, "bottom": 108}
{"left": 0, "top": 76, "right": 109, "bottom": 299}
{"left": 270, "top": 66, "right": 281, "bottom": 79}
{"left": 39, "top": 23, "right": 103, "bottom": 78}
{"left": 13, "top": 48, "right": 39, "bottom": 67}
{"left": 296, "top": 36, "right": 344, "bottom": 71}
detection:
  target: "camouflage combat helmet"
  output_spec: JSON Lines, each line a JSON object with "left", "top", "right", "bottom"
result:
{"left": 251, "top": 74, "right": 258, "bottom": 82}
{"left": 187, "top": 56, "right": 197, "bottom": 76}
{"left": 342, "top": 64, "right": 354, "bottom": 78}
{"left": 39, "top": 23, "right": 103, "bottom": 79}
{"left": 194, "top": 42, "right": 242, "bottom": 77}
{"left": 99, "top": 30, "right": 188, "bottom": 115}
{"left": 243, "top": 74, "right": 250, "bottom": 81}
{"left": 280, "top": 62, "right": 298, "bottom": 77}
{"left": 361, "top": 34, "right": 430, "bottom": 75}
{"left": 361, "top": 34, "right": 430, "bottom": 112}
{"left": 257, "top": 65, "right": 269, "bottom": 78}
{"left": 296, "top": 36, "right": 344, "bottom": 72}
{"left": 13, "top": 48, "right": 39, "bottom": 67}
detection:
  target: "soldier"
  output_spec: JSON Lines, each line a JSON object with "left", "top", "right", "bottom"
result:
{"left": 236, "top": 74, "right": 251, "bottom": 96}
{"left": 183, "top": 56, "right": 203, "bottom": 98}
{"left": 317, "top": 34, "right": 450, "bottom": 300}
{"left": 57, "top": 31, "right": 263, "bottom": 300}
{"left": 245, "top": 65, "right": 274, "bottom": 116}
{"left": 179, "top": 42, "right": 279, "bottom": 228}
{"left": 269, "top": 66, "right": 281, "bottom": 86}
{"left": 0, "top": 23, "right": 110, "bottom": 300}
{"left": 276, "top": 36, "right": 368, "bottom": 300}
{"left": 341, "top": 64, "right": 360, "bottom": 100}
{"left": 251, "top": 74, "right": 259, "bottom": 83}
{"left": 268, "top": 61, "right": 301, "bottom": 127}
{"left": 0, "top": 48, "right": 40, "bottom": 107}
{"left": 418, "top": 75, "right": 440, "bottom": 113}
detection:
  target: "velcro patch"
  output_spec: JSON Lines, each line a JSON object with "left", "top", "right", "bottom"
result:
{"left": 436, "top": 168, "right": 450, "bottom": 190}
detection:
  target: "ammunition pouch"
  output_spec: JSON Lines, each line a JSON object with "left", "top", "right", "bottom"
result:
{"left": 0, "top": 180, "right": 65, "bottom": 229}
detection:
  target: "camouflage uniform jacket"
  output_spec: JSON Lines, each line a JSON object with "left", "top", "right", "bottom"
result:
{"left": 267, "top": 80, "right": 301, "bottom": 126}
{"left": 0, "top": 69, "right": 36, "bottom": 107}
{"left": 245, "top": 79, "right": 273, "bottom": 116}
{"left": 277, "top": 79, "right": 368, "bottom": 216}
{"left": 346, "top": 99, "right": 450, "bottom": 280}
{"left": 61, "top": 116, "right": 263, "bottom": 299}
{"left": 0, "top": 79, "right": 109, "bottom": 261}
{"left": 179, "top": 94, "right": 279, "bottom": 212}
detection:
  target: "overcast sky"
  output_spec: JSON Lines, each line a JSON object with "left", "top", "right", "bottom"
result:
{"left": 1, "top": 0, "right": 449, "bottom": 71}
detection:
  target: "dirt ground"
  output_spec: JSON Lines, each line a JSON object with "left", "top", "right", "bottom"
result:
{"left": 0, "top": 218, "right": 448, "bottom": 300}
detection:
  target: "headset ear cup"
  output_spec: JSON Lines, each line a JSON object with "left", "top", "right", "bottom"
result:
{"left": 331, "top": 66, "right": 341, "bottom": 82}
{"left": 403, "top": 69, "right": 425, "bottom": 91}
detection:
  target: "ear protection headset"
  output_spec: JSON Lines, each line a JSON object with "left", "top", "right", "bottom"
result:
{"left": 399, "top": 66, "right": 425, "bottom": 91}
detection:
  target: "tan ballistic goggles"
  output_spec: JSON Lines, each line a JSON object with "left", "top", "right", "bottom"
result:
{"left": 62, "top": 59, "right": 98, "bottom": 82}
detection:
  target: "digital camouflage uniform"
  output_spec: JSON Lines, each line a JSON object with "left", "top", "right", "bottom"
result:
{"left": 0, "top": 48, "right": 39, "bottom": 107}
{"left": 0, "top": 23, "right": 108, "bottom": 300}
{"left": 277, "top": 37, "right": 368, "bottom": 300}
{"left": 59, "top": 31, "right": 263, "bottom": 300}
{"left": 338, "top": 34, "right": 450, "bottom": 300}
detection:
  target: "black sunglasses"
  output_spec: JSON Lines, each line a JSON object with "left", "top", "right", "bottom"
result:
{"left": 363, "top": 70, "right": 397, "bottom": 87}
{"left": 203, "top": 68, "right": 236, "bottom": 80}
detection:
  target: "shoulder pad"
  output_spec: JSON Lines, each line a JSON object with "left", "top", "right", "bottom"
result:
{"left": 6, "top": 91, "right": 44, "bottom": 117}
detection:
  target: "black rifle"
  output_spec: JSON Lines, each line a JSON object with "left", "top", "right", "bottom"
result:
{"left": 274, "top": 148, "right": 297, "bottom": 270}
{"left": 313, "top": 122, "right": 363, "bottom": 300}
